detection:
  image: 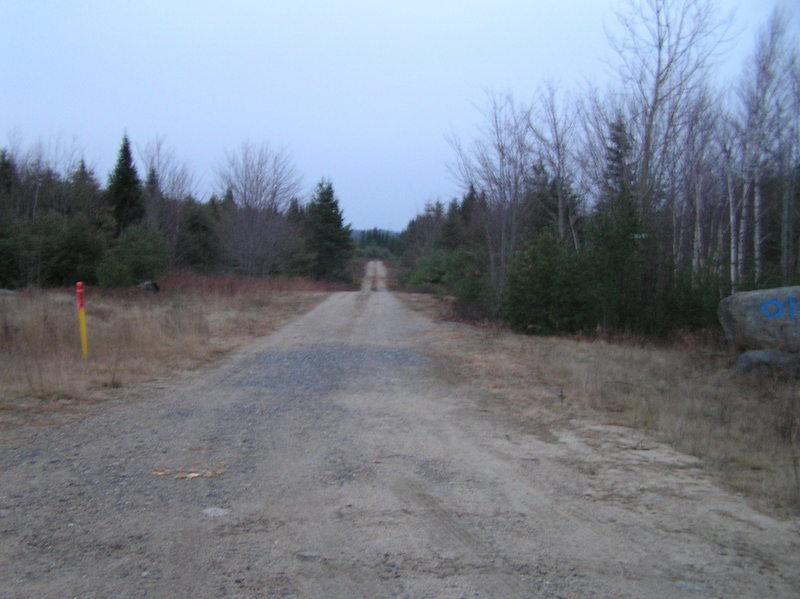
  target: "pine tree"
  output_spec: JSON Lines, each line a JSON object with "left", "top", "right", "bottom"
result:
{"left": 305, "top": 180, "right": 353, "bottom": 281}
{"left": 106, "top": 135, "right": 144, "bottom": 236}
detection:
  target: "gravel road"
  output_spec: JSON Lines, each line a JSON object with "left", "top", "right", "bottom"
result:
{"left": 1, "top": 260, "right": 798, "bottom": 598}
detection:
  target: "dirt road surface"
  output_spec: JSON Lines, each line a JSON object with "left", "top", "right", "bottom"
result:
{"left": 1, "top": 261, "right": 798, "bottom": 598}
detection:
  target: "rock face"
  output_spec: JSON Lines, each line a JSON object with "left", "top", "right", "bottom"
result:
{"left": 718, "top": 286, "right": 800, "bottom": 352}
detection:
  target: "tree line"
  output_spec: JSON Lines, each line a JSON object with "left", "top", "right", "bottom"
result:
{"left": 399, "top": 0, "right": 800, "bottom": 337}
{"left": 0, "top": 137, "right": 353, "bottom": 288}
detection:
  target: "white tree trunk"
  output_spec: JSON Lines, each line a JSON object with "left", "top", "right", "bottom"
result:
{"left": 753, "top": 168, "right": 763, "bottom": 283}
{"left": 727, "top": 169, "right": 739, "bottom": 290}
{"left": 737, "top": 179, "right": 750, "bottom": 284}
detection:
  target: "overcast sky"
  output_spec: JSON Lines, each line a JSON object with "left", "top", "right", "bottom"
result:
{"left": 2, "top": 0, "right": 797, "bottom": 231}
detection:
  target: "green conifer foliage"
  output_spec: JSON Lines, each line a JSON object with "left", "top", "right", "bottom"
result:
{"left": 587, "top": 117, "right": 643, "bottom": 331}
{"left": 68, "top": 159, "right": 105, "bottom": 221}
{"left": 176, "top": 202, "right": 220, "bottom": 271}
{"left": 0, "top": 214, "right": 20, "bottom": 287}
{"left": 305, "top": 180, "right": 353, "bottom": 281}
{"left": 97, "top": 222, "right": 167, "bottom": 287}
{"left": 106, "top": 135, "right": 144, "bottom": 236}
{"left": 0, "top": 149, "right": 17, "bottom": 200}
{"left": 42, "top": 215, "right": 106, "bottom": 286}
{"left": 504, "top": 230, "right": 593, "bottom": 333}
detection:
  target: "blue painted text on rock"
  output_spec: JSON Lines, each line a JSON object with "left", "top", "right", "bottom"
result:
{"left": 760, "top": 298, "right": 798, "bottom": 319}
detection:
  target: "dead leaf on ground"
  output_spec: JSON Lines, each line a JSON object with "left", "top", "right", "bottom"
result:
{"left": 152, "top": 468, "right": 226, "bottom": 480}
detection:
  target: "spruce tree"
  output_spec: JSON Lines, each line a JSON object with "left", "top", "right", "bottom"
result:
{"left": 176, "top": 201, "right": 220, "bottom": 271}
{"left": 588, "top": 117, "right": 642, "bottom": 331}
{"left": 68, "top": 159, "right": 104, "bottom": 220}
{"left": 106, "top": 135, "right": 144, "bottom": 236}
{"left": 305, "top": 180, "right": 353, "bottom": 281}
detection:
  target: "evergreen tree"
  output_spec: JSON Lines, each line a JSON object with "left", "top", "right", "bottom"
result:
{"left": 0, "top": 213, "right": 20, "bottom": 287}
{"left": 440, "top": 199, "right": 464, "bottom": 250}
{"left": 0, "top": 149, "right": 18, "bottom": 286}
{"left": 0, "top": 149, "right": 17, "bottom": 202}
{"left": 42, "top": 215, "right": 106, "bottom": 286}
{"left": 175, "top": 201, "right": 220, "bottom": 271}
{"left": 286, "top": 197, "right": 307, "bottom": 225}
{"left": 68, "top": 159, "right": 105, "bottom": 221}
{"left": 97, "top": 222, "right": 167, "bottom": 287}
{"left": 305, "top": 180, "right": 353, "bottom": 281}
{"left": 106, "top": 135, "right": 144, "bottom": 236}
{"left": 504, "top": 230, "right": 593, "bottom": 333}
{"left": 587, "top": 117, "right": 642, "bottom": 331}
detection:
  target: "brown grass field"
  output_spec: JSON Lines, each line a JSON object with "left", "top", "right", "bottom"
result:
{"left": 0, "top": 272, "right": 342, "bottom": 429}
{"left": 3, "top": 275, "right": 799, "bottom": 516}
{"left": 401, "top": 293, "right": 800, "bottom": 517}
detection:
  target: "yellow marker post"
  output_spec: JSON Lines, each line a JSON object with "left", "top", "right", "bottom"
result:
{"left": 76, "top": 281, "right": 88, "bottom": 359}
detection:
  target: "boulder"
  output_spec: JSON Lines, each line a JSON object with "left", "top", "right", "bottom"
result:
{"left": 734, "top": 349, "right": 800, "bottom": 378}
{"left": 718, "top": 286, "right": 800, "bottom": 352}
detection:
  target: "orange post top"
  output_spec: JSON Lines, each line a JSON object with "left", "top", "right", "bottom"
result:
{"left": 75, "top": 281, "right": 85, "bottom": 310}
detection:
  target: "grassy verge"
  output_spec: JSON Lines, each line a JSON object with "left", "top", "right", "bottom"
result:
{"left": 402, "top": 293, "right": 800, "bottom": 517}
{"left": 0, "top": 272, "right": 341, "bottom": 427}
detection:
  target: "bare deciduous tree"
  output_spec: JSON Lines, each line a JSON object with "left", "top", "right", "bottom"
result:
{"left": 217, "top": 142, "right": 300, "bottom": 212}
{"left": 610, "top": 0, "right": 730, "bottom": 218}
{"left": 449, "top": 93, "right": 535, "bottom": 310}
{"left": 783, "top": 53, "right": 800, "bottom": 283}
{"left": 531, "top": 84, "right": 580, "bottom": 248}
{"left": 138, "top": 137, "right": 198, "bottom": 262}
{"left": 737, "top": 9, "right": 794, "bottom": 283}
{"left": 216, "top": 142, "right": 302, "bottom": 276}
{"left": 140, "top": 136, "right": 197, "bottom": 204}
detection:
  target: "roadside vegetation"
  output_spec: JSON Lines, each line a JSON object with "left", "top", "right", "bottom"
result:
{"left": 0, "top": 138, "right": 355, "bottom": 291}
{"left": 0, "top": 132, "right": 357, "bottom": 424}
{"left": 403, "top": 293, "right": 800, "bottom": 516}
{"left": 0, "top": 272, "right": 341, "bottom": 427}
{"left": 393, "top": 2, "right": 800, "bottom": 515}
{"left": 397, "top": 3, "right": 799, "bottom": 335}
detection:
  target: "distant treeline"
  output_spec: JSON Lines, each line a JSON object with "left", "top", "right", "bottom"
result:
{"left": 397, "top": 2, "right": 800, "bottom": 337}
{"left": 352, "top": 228, "right": 400, "bottom": 259}
{"left": 0, "top": 138, "right": 353, "bottom": 288}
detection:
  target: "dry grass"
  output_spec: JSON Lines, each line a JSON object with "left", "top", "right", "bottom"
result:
{"left": 0, "top": 272, "right": 341, "bottom": 427}
{"left": 401, "top": 293, "right": 800, "bottom": 517}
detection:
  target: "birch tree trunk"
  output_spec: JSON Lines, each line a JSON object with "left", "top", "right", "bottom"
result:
{"left": 738, "top": 178, "right": 750, "bottom": 284}
{"left": 752, "top": 167, "right": 763, "bottom": 283}
{"left": 726, "top": 166, "right": 739, "bottom": 290}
